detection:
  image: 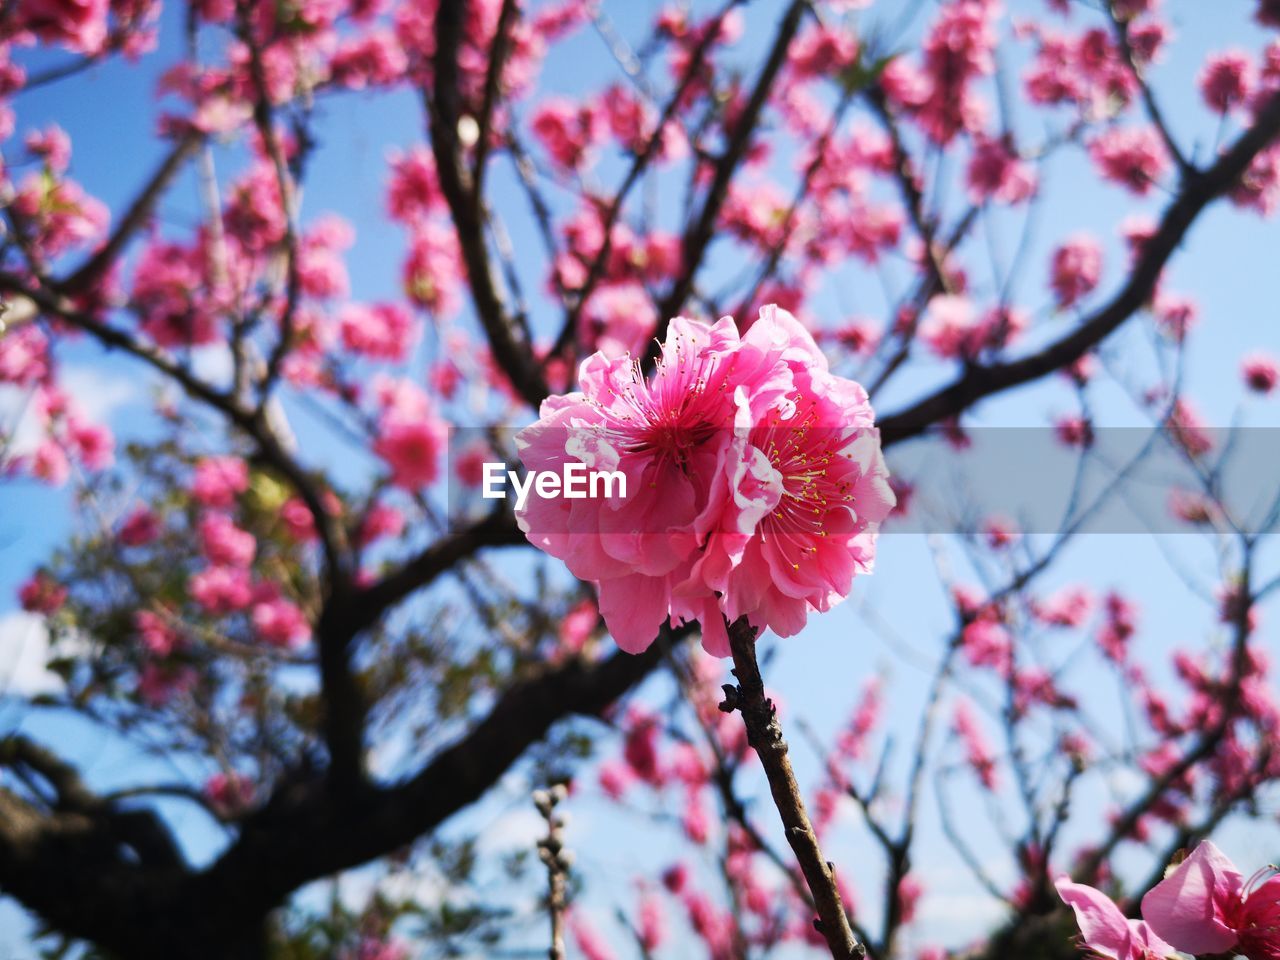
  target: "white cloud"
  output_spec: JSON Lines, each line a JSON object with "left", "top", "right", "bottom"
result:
{"left": 0, "top": 611, "right": 65, "bottom": 697}
{"left": 0, "top": 363, "right": 140, "bottom": 457}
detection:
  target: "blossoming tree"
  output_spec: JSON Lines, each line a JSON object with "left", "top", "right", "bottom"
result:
{"left": 2, "top": 0, "right": 1280, "bottom": 958}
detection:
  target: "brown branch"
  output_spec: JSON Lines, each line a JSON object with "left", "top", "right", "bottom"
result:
{"left": 1109, "top": 8, "right": 1191, "bottom": 177}
{"left": 351, "top": 508, "right": 523, "bottom": 634}
{"left": 548, "top": 0, "right": 744, "bottom": 360}
{"left": 718, "top": 616, "right": 864, "bottom": 960}
{"left": 189, "top": 630, "right": 680, "bottom": 920}
{"left": 427, "top": 0, "right": 546, "bottom": 408}
{"left": 58, "top": 130, "right": 204, "bottom": 295}
{"left": 878, "top": 89, "right": 1280, "bottom": 445}
{"left": 865, "top": 84, "right": 953, "bottom": 297}
{"left": 472, "top": 0, "right": 518, "bottom": 194}
{"left": 645, "top": 0, "right": 809, "bottom": 366}
{"left": 237, "top": 7, "right": 304, "bottom": 399}
{"left": 534, "top": 786, "right": 570, "bottom": 960}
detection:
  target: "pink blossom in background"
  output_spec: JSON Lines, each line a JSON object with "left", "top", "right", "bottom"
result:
{"left": 357, "top": 503, "right": 405, "bottom": 546}
{"left": 1054, "top": 415, "right": 1094, "bottom": 449}
{"left": 1242, "top": 352, "right": 1280, "bottom": 394}
{"left": 252, "top": 597, "right": 310, "bottom": 647}
{"left": 385, "top": 146, "right": 442, "bottom": 224}
{"left": 191, "top": 456, "right": 249, "bottom": 509}
{"left": 1088, "top": 126, "right": 1169, "bottom": 195}
{"left": 516, "top": 306, "right": 893, "bottom": 657}
{"left": 556, "top": 598, "right": 598, "bottom": 659}
{"left": 18, "top": 571, "right": 66, "bottom": 615}
{"left": 280, "top": 497, "right": 317, "bottom": 542}
{"left": 637, "top": 890, "right": 665, "bottom": 952}
{"left": 984, "top": 516, "right": 1018, "bottom": 549}
{"left": 198, "top": 512, "right": 257, "bottom": 568}
{"left": 1057, "top": 879, "right": 1175, "bottom": 960}
{"left": 953, "top": 699, "right": 998, "bottom": 790}
{"left": 339, "top": 302, "right": 417, "bottom": 362}
{"left": 0, "top": 326, "right": 50, "bottom": 386}
{"left": 31, "top": 440, "right": 70, "bottom": 486}
{"left": 453, "top": 441, "right": 493, "bottom": 489}
{"left": 135, "top": 610, "right": 180, "bottom": 657}
{"left": 532, "top": 96, "right": 603, "bottom": 170}
{"left": 25, "top": 125, "right": 72, "bottom": 173}
{"left": 137, "top": 662, "right": 197, "bottom": 708}
{"left": 204, "top": 771, "right": 255, "bottom": 817}
{"left": 118, "top": 507, "right": 162, "bottom": 546}
{"left": 189, "top": 565, "right": 253, "bottom": 614}
{"left": 374, "top": 410, "right": 449, "bottom": 491}
{"left": 402, "top": 221, "right": 462, "bottom": 316}
{"left": 1153, "top": 292, "right": 1198, "bottom": 342}
{"left": 1050, "top": 235, "right": 1103, "bottom": 308}
{"left": 1200, "top": 50, "right": 1255, "bottom": 113}
{"left": 1033, "top": 586, "right": 1093, "bottom": 628}
{"left": 1164, "top": 399, "right": 1213, "bottom": 459}
{"left": 966, "top": 136, "right": 1037, "bottom": 205}
{"left": 570, "top": 913, "right": 617, "bottom": 960}
{"left": 19, "top": 0, "right": 109, "bottom": 53}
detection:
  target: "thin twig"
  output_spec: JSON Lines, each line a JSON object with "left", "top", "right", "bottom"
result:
{"left": 718, "top": 616, "right": 864, "bottom": 960}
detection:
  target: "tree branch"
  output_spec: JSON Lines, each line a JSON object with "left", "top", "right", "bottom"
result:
{"left": 878, "top": 89, "right": 1280, "bottom": 445}
{"left": 645, "top": 0, "right": 809, "bottom": 366}
{"left": 58, "top": 130, "right": 204, "bottom": 295}
{"left": 426, "top": 0, "right": 546, "bottom": 408}
{"left": 718, "top": 616, "right": 864, "bottom": 960}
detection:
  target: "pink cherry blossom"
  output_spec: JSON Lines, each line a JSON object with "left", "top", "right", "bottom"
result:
{"left": 18, "top": 571, "right": 66, "bottom": 615}
{"left": 1242, "top": 352, "right": 1280, "bottom": 394}
{"left": 1057, "top": 879, "right": 1175, "bottom": 960}
{"left": 204, "top": 771, "right": 255, "bottom": 817}
{"left": 19, "top": 0, "right": 109, "bottom": 53}
{"left": 339, "top": 302, "right": 417, "bottom": 362}
{"left": 357, "top": 503, "right": 405, "bottom": 545}
{"left": 1141, "top": 840, "right": 1280, "bottom": 959}
{"left": 516, "top": 306, "right": 892, "bottom": 657}
{"left": 1050, "top": 235, "right": 1103, "bottom": 308}
{"left": 61, "top": 418, "right": 113, "bottom": 471}
{"left": 135, "top": 610, "right": 180, "bottom": 657}
{"left": 329, "top": 31, "right": 407, "bottom": 90}
{"left": 374, "top": 404, "right": 449, "bottom": 490}
{"left": 198, "top": 512, "right": 257, "bottom": 568}
{"left": 119, "top": 507, "right": 162, "bottom": 546}
{"left": 137, "top": 663, "right": 197, "bottom": 708}
{"left": 402, "top": 222, "right": 463, "bottom": 316}
{"left": 532, "top": 97, "right": 603, "bottom": 170}
{"left": 0, "top": 326, "right": 50, "bottom": 386}
{"left": 192, "top": 456, "right": 249, "bottom": 509}
{"left": 31, "top": 440, "right": 70, "bottom": 486}
{"left": 967, "top": 136, "right": 1037, "bottom": 205}
{"left": 385, "top": 146, "right": 442, "bottom": 224}
{"left": 953, "top": 699, "right": 998, "bottom": 790}
{"left": 1088, "top": 127, "right": 1169, "bottom": 195}
{"left": 189, "top": 565, "right": 253, "bottom": 614}
{"left": 252, "top": 597, "right": 310, "bottom": 647}
{"left": 1200, "top": 51, "right": 1255, "bottom": 113}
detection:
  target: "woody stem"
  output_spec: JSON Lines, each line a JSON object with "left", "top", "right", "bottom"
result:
{"left": 718, "top": 615, "right": 864, "bottom": 960}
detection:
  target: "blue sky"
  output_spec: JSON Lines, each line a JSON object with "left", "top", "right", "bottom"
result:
{"left": 2, "top": 0, "right": 1280, "bottom": 955}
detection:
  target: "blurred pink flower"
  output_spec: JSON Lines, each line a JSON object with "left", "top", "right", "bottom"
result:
{"left": 1200, "top": 50, "right": 1255, "bottom": 113}
{"left": 1243, "top": 352, "right": 1280, "bottom": 394}
{"left": 192, "top": 456, "right": 249, "bottom": 509}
